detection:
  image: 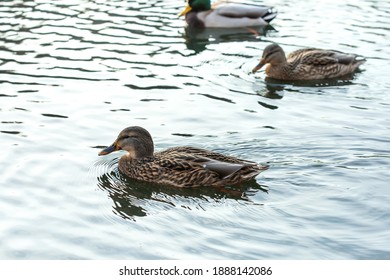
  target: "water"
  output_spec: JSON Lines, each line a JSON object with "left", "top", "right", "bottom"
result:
{"left": 1, "top": 0, "right": 389, "bottom": 259}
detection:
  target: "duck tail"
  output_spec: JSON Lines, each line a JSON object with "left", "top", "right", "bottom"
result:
{"left": 263, "top": 8, "right": 277, "bottom": 23}
{"left": 241, "top": 163, "right": 269, "bottom": 180}
{"left": 355, "top": 57, "right": 366, "bottom": 67}
{"left": 256, "top": 163, "right": 269, "bottom": 174}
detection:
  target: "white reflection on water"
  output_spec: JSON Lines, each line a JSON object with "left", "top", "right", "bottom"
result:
{"left": 0, "top": 0, "right": 390, "bottom": 259}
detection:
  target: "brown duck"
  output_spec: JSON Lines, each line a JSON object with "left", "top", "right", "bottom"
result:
{"left": 252, "top": 43, "right": 365, "bottom": 80}
{"left": 98, "top": 126, "right": 268, "bottom": 188}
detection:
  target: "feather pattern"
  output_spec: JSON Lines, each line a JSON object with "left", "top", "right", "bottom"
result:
{"left": 99, "top": 127, "right": 268, "bottom": 188}
{"left": 179, "top": 0, "right": 277, "bottom": 28}
{"left": 252, "top": 43, "right": 366, "bottom": 80}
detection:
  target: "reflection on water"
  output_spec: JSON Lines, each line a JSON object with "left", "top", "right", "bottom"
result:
{"left": 183, "top": 25, "right": 274, "bottom": 54}
{"left": 257, "top": 83, "right": 284, "bottom": 100}
{"left": 1, "top": 0, "right": 390, "bottom": 259}
{"left": 263, "top": 74, "right": 363, "bottom": 88}
{"left": 96, "top": 161, "right": 268, "bottom": 221}
{"left": 254, "top": 70, "right": 366, "bottom": 100}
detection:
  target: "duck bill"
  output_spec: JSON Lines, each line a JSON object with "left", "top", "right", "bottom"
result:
{"left": 98, "top": 144, "right": 117, "bottom": 156}
{"left": 252, "top": 60, "right": 266, "bottom": 73}
{"left": 178, "top": 5, "right": 192, "bottom": 17}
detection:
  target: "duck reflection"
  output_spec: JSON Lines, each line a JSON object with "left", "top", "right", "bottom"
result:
{"left": 97, "top": 169, "right": 268, "bottom": 221}
{"left": 257, "top": 82, "right": 285, "bottom": 100}
{"left": 255, "top": 73, "right": 362, "bottom": 102}
{"left": 264, "top": 75, "right": 359, "bottom": 87}
{"left": 183, "top": 25, "right": 274, "bottom": 53}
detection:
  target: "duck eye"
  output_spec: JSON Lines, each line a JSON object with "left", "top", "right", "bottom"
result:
{"left": 266, "top": 50, "right": 276, "bottom": 56}
{"left": 121, "top": 134, "right": 138, "bottom": 140}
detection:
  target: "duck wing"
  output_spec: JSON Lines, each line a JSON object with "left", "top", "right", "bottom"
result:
{"left": 291, "top": 49, "right": 363, "bottom": 66}
{"left": 331, "top": 52, "right": 365, "bottom": 65}
{"left": 202, "top": 159, "right": 252, "bottom": 179}
{"left": 158, "top": 147, "right": 267, "bottom": 179}
{"left": 287, "top": 48, "right": 319, "bottom": 61}
{"left": 160, "top": 146, "right": 256, "bottom": 164}
{"left": 214, "top": 3, "right": 276, "bottom": 22}
{"left": 158, "top": 154, "right": 255, "bottom": 179}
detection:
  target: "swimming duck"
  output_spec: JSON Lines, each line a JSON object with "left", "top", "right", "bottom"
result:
{"left": 252, "top": 43, "right": 366, "bottom": 80}
{"left": 98, "top": 126, "right": 268, "bottom": 188}
{"left": 179, "top": 0, "right": 277, "bottom": 28}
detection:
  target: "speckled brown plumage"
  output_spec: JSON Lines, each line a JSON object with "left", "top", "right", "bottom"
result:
{"left": 99, "top": 126, "right": 268, "bottom": 188}
{"left": 252, "top": 43, "right": 366, "bottom": 80}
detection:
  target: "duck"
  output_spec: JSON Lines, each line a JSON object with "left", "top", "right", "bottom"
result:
{"left": 179, "top": 0, "right": 277, "bottom": 28}
{"left": 252, "top": 43, "right": 366, "bottom": 80}
{"left": 98, "top": 126, "right": 268, "bottom": 188}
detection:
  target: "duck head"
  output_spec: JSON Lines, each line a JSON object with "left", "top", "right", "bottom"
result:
{"left": 179, "top": 0, "right": 211, "bottom": 16}
{"left": 252, "top": 43, "right": 286, "bottom": 73}
{"left": 98, "top": 126, "right": 154, "bottom": 159}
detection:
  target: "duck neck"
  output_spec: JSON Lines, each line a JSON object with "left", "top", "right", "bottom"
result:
{"left": 123, "top": 138, "right": 154, "bottom": 160}
{"left": 186, "top": 11, "right": 205, "bottom": 28}
{"left": 133, "top": 143, "right": 154, "bottom": 159}
{"left": 120, "top": 150, "right": 153, "bottom": 165}
{"left": 266, "top": 63, "right": 293, "bottom": 80}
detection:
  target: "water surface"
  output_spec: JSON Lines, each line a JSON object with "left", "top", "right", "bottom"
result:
{"left": 1, "top": 0, "right": 390, "bottom": 259}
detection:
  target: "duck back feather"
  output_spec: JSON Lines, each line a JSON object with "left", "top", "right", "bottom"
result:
{"left": 119, "top": 147, "right": 267, "bottom": 188}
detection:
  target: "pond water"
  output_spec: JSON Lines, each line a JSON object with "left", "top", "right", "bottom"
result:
{"left": 1, "top": 0, "right": 390, "bottom": 259}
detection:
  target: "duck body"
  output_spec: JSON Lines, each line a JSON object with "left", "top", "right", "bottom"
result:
{"left": 180, "top": 1, "right": 277, "bottom": 28}
{"left": 99, "top": 126, "right": 268, "bottom": 188}
{"left": 252, "top": 43, "right": 366, "bottom": 80}
{"left": 118, "top": 146, "right": 267, "bottom": 188}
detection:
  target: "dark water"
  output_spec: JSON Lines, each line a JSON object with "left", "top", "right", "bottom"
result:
{"left": 1, "top": 0, "right": 390, "bottom": 259}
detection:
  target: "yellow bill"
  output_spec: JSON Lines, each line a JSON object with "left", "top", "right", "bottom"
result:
{"left": 178, "top": 5, "right": 192, "bottom": 17}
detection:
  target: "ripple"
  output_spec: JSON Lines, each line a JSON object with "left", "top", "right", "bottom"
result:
{"left": 1, "top": 130, "right": 21, "bottom": 135}
{"left": 125, "top": 84, "right": 180, "bottom": 90}
{"left": 1, "top": 0, "right": 390, "bottom": 259}
{"left": 41, "top": 113, "right": 68, "bottom": 119}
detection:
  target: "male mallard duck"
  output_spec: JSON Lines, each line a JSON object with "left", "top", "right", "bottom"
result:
{"left": 179, "top": 0, "right": 277, "bottom": 28}
{"left": 98, "top": 126, "right": 268, "bottom": 188}
{"left": 252, "top": 43, "right": 366, "bottom": 80}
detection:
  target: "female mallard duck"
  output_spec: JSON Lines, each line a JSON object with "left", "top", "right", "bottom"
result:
{"left": 179, "top": 0, "right": 277, "bottom": 28}
{"left": 98, "top": 126, "right": 268, "bottom": 188}
{"left": 252, "top": 43, "right": 366, "bottom": 80}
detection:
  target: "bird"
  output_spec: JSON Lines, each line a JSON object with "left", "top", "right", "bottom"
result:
{"left": 98, "top": 126, "right": 268, "bottom": 188}
{"left": 179, "top": 0, "right": 277, "bottom": 29}
{"left": 252, "top": 43, "right": 366, "bottom": 80}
